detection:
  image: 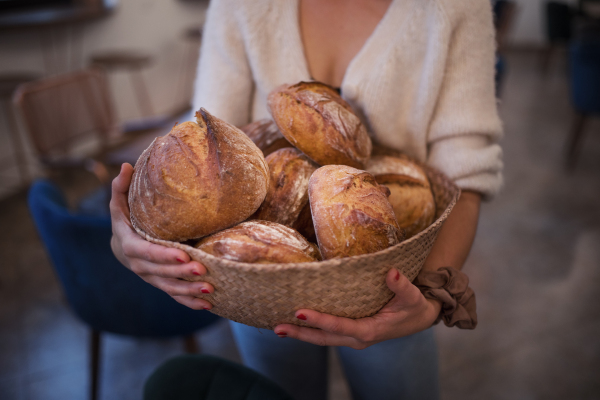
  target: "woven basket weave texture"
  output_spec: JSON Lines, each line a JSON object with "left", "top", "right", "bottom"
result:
{"left": 134, "top": 163, "right": 459, "bottom": 330}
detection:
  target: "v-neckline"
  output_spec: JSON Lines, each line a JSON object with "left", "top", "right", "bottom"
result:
{"left": 291, "top": 0, "right": 397, "bottom": 91}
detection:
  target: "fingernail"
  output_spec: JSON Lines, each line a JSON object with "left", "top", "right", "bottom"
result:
{"left": 201, "top": 288, "right": 210, "bottom": 294}
{"left": 276, "top": 331, "right": 287, "bottom": 337}
{"left": 176, "top": 257, "right": 185, "bottom": 263}
{"left": 296, "top": 313, "right": 307, "bottom": 321}
{"left": 203, "top": 307, "right": 211, "bottom": 310}
{"left": 395, "top": 270, "right": 400, "bottom": 281}
{"left": 192, "top": 271, "right": 201, "bottom": 276}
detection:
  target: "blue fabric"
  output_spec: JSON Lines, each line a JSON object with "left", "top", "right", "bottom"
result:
{"left": 570, "top": 39, "right": 600, "bottom": 115}
{"left": 230, "top": 321, "right": 440, "bottom": 400}
{"left": 28, "top": 179, "right": 220, "bottom": 337}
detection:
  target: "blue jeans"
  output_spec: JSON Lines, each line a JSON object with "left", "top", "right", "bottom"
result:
{"left": 230, "top": 321, "right": 440, "bottom": 400}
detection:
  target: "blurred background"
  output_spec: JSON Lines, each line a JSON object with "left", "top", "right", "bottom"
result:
{"left": 0, "top": 0, "right": 599, "bottom": 399}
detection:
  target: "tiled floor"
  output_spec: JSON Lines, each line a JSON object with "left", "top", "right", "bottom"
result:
{"left": 0, "top": 50, "right": 599, "bottom": 400}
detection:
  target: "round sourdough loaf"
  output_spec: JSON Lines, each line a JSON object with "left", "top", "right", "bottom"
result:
{"left": 252, "top": 148, "right": 317, "bottom": 236}
{"left": 309, "top": 165, "right": 403, "bottom": 260}
{"left": 194, "top": 220, "right": 321, "bottom": 263}
{"left": 267, "top": 82, "right": 372, "bottom": 169}
{"left": 367, "top": 155, "right": 436, "bottom": 238}
{"left": 129, "top": 108, "right": 269, "bottom": 242}
{"left": 240, "top": 118, "right": 291, "bottom": 157}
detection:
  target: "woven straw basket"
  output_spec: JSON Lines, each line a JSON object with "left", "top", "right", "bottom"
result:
{"left": 133, "top": 163, "right": 460, "bottom": 330}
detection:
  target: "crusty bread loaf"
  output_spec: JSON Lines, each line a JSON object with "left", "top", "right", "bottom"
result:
{"left": 367, "top": 155, "right": 436, "bottom": 238}
{"left": 267, "top": 82, "right": 372, "bottom": 169}
{"left": 129, "top": 108, "right": 269, "bottom": 241}
{"left": 194, "top": 220, "right": 321, "bottom": 263}
{"left": 309, "top": 165, "right": 403, "bottom": 259}
{"left": 240, "top": 118, "right": 291, "bottom": 157}
{"left": 253, "top": 148, "right": 317, "bottom": 233}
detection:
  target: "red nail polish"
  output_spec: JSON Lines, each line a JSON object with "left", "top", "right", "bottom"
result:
{"left": 192, "top": 271, "right": 201, "bottom": 276}
{"left": 276, "top": 331, "right": 287, "bottom": 337}
{"left": 203, "top": 307, "right": 210, "bottom": 310}
{"left": 296, "top": 313, "right": 307, "bottom": 321}
{"left": 201, "top": 288, "right": 210, "bottom": 294}
{"left": 395, "top": 270, "right": 400, "bottom": 281}
{"left": 176, "top": 257, "right": 185, "bottom": 264}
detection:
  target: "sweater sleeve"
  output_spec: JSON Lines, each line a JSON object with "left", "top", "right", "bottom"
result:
{"left": 427, "top": 0, "right": 503, "bottom": 200}
{"left": 192, "top": 0, "right": 254, "bottom": 127}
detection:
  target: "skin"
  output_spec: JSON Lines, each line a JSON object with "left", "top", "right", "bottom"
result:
{"left": 110, "top": 0, "right": 483, "bottom": 349}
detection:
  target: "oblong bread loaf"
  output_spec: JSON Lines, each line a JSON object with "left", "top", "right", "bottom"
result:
{"left": 240, "top": 118, "right": 292, "bottom": 157}
{"left": 367, "top": 155, "right": 436, "bottom": 238}
{"left": 194, "top": 220, "right": 321, "bottom": 263}
{"left": 267, "top": 82, "right": 372, "bottom": 169}
{"left": 309, "top": 165, "right": 403, "bottom": 260}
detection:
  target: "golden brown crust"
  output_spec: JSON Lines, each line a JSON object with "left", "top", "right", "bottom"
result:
{"left": 309, "top": 165, "right": 403, "bottom": 260}
{"left": 129, "top": 108, "right": 269, "bottom": 241}
{"left": 252, "top": 148, "right": 317, "bottom": 230}
{"left": 267, "top": 82, "right": 372, "bottom": 169}
{"left": 366, "top": 155, "right": 436, "bottom": 238}
{"left": 239, "top": 118, "right": 291, "bottom": 157}
{"left": 194, "top": 220, "right": 322, "bottom": 263}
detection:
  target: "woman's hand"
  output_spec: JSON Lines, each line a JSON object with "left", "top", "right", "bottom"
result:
{"left": 273, "top": 268, "right": 442, "bottom": 349}
{"left": 274, "top": 191, "right": 482, "bottom": 348}
{"left": 110, "top": 163, "right": 214, "bottom": 311}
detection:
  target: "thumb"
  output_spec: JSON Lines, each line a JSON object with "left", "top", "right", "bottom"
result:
{"left": 112, "top": 163, "right": 134, "bottom": 195}
{"left": 385, "top": 268, "right": 423, "bottom": 307}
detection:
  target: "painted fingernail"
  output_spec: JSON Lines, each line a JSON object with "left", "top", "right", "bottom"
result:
{"left": 201, "top": 288, "right": 210, "bottom": 294}
{"left": 203, "top": 307, "right": 211, "bottom": 310}
{"left": 296, "top": 313, "right": 307, "bottom": 321}
{"left": 395, "top": 270, "right": 400, "bottom": 281}
{"left": 276, "top": 331, "right": 287, "bottom": 337}
{"left": 176, "top": 257, "right": 185, "bottom": 264}
{"left": 192, "top": 271, "right": 201, "bottom": 276}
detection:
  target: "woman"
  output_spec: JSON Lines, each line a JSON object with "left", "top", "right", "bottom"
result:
{"left": 111, "top": 0, "right": 503, "bottom": 399}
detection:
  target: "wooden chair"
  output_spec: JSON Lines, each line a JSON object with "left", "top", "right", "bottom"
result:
{"left": 12, "top": 68, "right": 120, "bottom": 170}
{"left": 0, "top": 72, "right": 40, "bottom": 187}
{"left": 90, "top": 50, "right": 155, "bottom": 118}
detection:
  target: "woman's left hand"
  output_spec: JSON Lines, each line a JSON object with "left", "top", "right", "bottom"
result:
{"left": 273, "top": 268, "right": 442, "bottom": 349}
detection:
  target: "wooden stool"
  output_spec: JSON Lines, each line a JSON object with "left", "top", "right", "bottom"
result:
{"left": 90, "top": 51, "right": 155, "bottom": 117}
{"left": 0, "top": 72, "right": 40, "bottom": 186}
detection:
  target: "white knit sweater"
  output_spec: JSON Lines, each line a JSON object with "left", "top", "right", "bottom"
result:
{"left": 193, "top": 0, "right": 503, "bottom": 199}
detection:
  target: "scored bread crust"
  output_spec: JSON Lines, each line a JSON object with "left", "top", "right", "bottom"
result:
{"left": 367, "top": 155, "right": 436, "bottom": 238}
{"left": 309, "top": 165, "right": 403, "bottom": 260}
{"left": 267, "top": 82, "right": 372, "bottom": 169}
{"left": 240, "top": 118, "right": 291, "bottom": 157}
{"left": 253, "top": 147, "right": 317, "bottom": 230}
{"left": 129, "top": 108, "right": 269, "bottom": 242}
{"left": 194, "top": 220, "right": 322, "bottom": 263}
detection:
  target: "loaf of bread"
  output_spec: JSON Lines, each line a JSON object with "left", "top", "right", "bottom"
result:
{"left": 129, "top": 108, "right": 269, "bottom": 242}
{"left": 267, "top": 82, "right": 372, "bottom": 169}
{"left": 367, "top": 155, "right": 436, "bottom": 238}
{"left": 309, "top": 165, "right": 403, "bottom": 259}
{"left": 194, "top": 220, "right": 321, "bottom": 263}
{"left": 253, "top": 148, "right": 317, "bottom": 234}
{"left": 240, "top": 119, "right": 291, "bottom": 157}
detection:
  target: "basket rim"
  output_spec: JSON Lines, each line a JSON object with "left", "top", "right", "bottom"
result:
{"left": 132, "top": 162, "right": 461, "bottom": 272}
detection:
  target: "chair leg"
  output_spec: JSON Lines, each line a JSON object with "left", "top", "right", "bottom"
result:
{"left": 183, "top": 334, "right": 200, "bottom": 354}
{"left": 566, "top": 113, "right": 587, "bottom": 171}
{"left": 90, "top": 330, "right": 101, "bottom": 400}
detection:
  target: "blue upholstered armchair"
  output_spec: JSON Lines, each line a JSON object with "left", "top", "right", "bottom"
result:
{"left": 28, "top": 179, "right": 220, "bottom": 400}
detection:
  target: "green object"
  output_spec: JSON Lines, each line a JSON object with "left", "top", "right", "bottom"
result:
{"left": 144, "top": 355, "right": 294, "bottom": 400}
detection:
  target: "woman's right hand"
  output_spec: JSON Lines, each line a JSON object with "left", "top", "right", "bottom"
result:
{"left": 109, "top": 163, "right": 214, "bottom": 311}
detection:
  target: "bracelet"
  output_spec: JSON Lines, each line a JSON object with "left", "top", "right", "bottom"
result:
{"left": 414, "top": 267, "right": 477, "bottom": 329}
